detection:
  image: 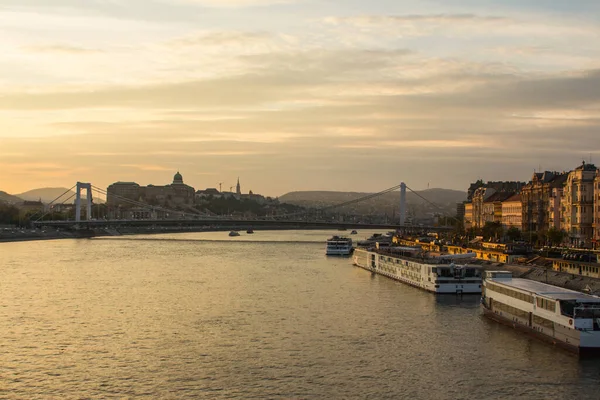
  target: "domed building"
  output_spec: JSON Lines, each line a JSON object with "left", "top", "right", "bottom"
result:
{"left": 107, "top": 171, "right": 196, "bottom": 211}
{"left": 143, "top": 171, "right": 195, "bottom": 207}
{"left": 173, "top": 171, "right": 184, "bottom": 185}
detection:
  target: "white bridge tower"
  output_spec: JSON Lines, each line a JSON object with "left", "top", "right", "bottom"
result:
{"left": 75, "top": 182, "right": 93, "bottom": 223}
{"left": 399, "top": 182, "right": 407, "bottom": 227}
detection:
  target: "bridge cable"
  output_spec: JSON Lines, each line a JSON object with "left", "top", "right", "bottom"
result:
{"left": 33, "top": 192, "right": 77, "bottom": 223}
{"left": 31, "top": 185, "right": 77, "bottom": 222}
{"left": 404, "top": 185, "right": 460, "bottom": 225}
{"left": 91, "top": 185, "right": 209, "bottom": 220}
{"left": 267, "top": 183, "right": 403, "bottom": 220}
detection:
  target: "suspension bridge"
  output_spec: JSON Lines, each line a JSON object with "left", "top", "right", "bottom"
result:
{"left": 30, "top": 182, "right": 457, "bottom": 233}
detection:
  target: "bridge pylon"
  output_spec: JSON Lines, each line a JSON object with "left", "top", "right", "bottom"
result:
{"left": 399, "top": 182, "right": 407, "bottom": 227}
{"left": 75, "top": 182, "right": 93, "bottom": 224}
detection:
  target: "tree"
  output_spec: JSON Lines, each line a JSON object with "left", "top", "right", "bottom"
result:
{"left": 547, "top": 227, "right": 566, "bottom": 246}
{"left": 506, "top": 227, "right": 521, "bottom": 242}
{"left": 482, "top": 221, "right": 503, "bottom": 241}
{"left": 0, "top": 204, "right": 19, "bottom": 225}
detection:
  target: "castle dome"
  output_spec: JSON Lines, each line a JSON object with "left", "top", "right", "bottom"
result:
{"left": 173, "top": 171, "right": 184, "bottom": 184}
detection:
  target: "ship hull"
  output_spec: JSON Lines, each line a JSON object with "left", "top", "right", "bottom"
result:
{"left": 481, "top": 304, "right": 600, "bottom": 356}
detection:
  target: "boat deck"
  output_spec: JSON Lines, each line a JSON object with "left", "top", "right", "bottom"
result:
{"left": 490, "top": 277, "right": 600, "bottom": 301}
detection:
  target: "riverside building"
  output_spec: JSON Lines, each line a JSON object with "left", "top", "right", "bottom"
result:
{"left": 561, "top": 162, "right": 597, "bottom": 248}
{"left": 107, "top": 171, "right": 195, "bottom": 210}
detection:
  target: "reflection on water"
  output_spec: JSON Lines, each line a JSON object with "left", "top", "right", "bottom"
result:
{"left": 1, "top": 230, "right": 599, "bottom": 399}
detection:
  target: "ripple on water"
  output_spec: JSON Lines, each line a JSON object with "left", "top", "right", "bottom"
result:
{"left": 1, "top": 231, "right": 600, "bottom": 399}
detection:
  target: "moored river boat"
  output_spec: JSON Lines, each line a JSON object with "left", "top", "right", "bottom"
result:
{"left": 481, "top": 271, "right": 600, "bottom": 354}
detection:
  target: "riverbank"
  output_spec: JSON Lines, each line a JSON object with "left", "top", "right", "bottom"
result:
{"left": 0, "top": 225, "right": 348, "bottom": 243}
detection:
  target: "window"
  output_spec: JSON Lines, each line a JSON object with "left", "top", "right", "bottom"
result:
{"left": 493, "top": 301, "right": 529, "bottom": 319}
{"left": 536, "top": 297, "right": 556, "bottom": 312}
{"left": 486, "top": 282, "right": 533, "bottom": 303}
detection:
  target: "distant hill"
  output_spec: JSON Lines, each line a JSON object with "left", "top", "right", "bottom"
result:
{"left": 279, "top": 188, "right": 467, "bottom": 218}
{"left": 16, "top": 187, "right": 105, "bottom": 204}
{"left": 0, "top": 191, "right": 23, "bottom": 205}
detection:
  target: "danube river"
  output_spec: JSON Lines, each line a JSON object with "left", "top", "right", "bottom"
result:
{"left": 1, "top": 230, "right": 599, "bottom": 399}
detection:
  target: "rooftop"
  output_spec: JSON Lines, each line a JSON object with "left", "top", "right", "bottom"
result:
{"left": 491, "top": 277, "right": 600, "bottom": 301}
{"left": 504, "top": 193, "right": 521, "bottom": 203}
{"left": 111, "top": 181, "right": 139, "bottom": 186}
{"left": 484, "top": 192, "right": 515, "bottom": 203}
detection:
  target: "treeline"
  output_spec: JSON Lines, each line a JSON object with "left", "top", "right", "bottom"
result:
{"left": 0, "top": 204, "right": 19, "bottom": 225}
{"left": 198, "top": 197, "right": 304, "bottom": 217}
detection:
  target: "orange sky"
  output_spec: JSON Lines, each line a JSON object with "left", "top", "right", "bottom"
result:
{"left": 1, "top": 1, "right": 600, "bottom": 196}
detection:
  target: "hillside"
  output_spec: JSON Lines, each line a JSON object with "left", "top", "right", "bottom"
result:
{"left": 0, "top": 191, "right": 23, "bottom": 205}
{"left": 279, "top": 188, "right": 466, "bottom": 218}
{"left": 16, "top": 187, "right": 104, "bottom": 204}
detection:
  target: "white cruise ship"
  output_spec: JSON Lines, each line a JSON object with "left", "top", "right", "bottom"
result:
{"left": 326, "top": 236, "right": 353, "bottom": 256}
{"left": 482, "top": 271, "right": 600, "bottom": 354}
{"left": 353, "top": 246, "right": 482, "bottom": 294}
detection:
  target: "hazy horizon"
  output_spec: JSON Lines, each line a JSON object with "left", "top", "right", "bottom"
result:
{"left": 1, "top": 0, "right": 599, "bottom": 196}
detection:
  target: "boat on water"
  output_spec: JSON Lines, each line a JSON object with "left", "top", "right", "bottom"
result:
{"left": 246, "top": 228, "right": 254, "bottom": 234}
{"left": 351, "top": 230, "right": 358, "bottom": 235}
{"left": 357, "top": 233, "right": 392, "bottom": 247}
{"left": 326, "top": 236, "right": 354, "bottom": 256}
{"left": 229, "top": 231, "right": 240, "bottom": 237}
{"left": 481, "top": 271, "right": 600, "bottom": 354}
{"left": 353, "top": 244, "right": 481, "bottom": 294}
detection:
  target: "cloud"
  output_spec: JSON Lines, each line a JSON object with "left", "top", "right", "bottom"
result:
{"left": 22, "top": 44, "right": 101, "bottom": 54}
{"left": 171, "top": 0, "right": 297, "bottom": 8}
{"left": 118, "top": 164, "right": 173, "bottom": 172}
{"left": 170, "top": 31, "right": 276, "bottom": 47}
{"left": 2, "top": 4, "right": 600, "bottom": 194}
{"left": 324, "top": 14, "right": 511, "bottom": 27}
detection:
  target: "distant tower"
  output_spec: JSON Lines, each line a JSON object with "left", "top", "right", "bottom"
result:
{"left": 399, "top": 182, "right": 407, "bottom": 227}
{"left": 236, "top": 177, "right": 241, "bottom": 195}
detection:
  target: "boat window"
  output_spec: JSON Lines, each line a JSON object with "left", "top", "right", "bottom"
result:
{"left": 533, "top": 315, "right": 554, "bottom": 329}
{"left": 574, "top": 303, "right": 600, "bottom": 319}
{"left": 486, "top": 282, "right": 533, "bottom": 304}
{"left": 560, "top": 300, "right": 576, "bottom": 317}
{"left": 536, "top": 297, "right": 556, "bottom": 313}
{"left": 493, "top": 301, "right": 529, "bottom": 319}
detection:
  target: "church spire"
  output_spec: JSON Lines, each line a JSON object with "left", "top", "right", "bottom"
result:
{"left": 236, "top": 177, "right": 241, "bottom": 195}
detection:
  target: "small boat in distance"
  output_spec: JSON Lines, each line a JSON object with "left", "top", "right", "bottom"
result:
{"left": 357, "top": 233, "right": 392, "bottom": 247}
{"left": 351, "top": 230, "right": 358, "bottom": 235}
{"left": 246, "top": 228, "right": 254, "bottom": 234}
{"left": 229, "top": 231, "right": 240, "bottom": 237}
{"left": 326, "top": 236, "right": 354, "bottom": 256}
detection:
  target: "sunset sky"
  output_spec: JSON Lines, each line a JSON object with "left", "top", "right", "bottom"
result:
{"left": 1, "top": 0, "right": 599, "bottom": 196}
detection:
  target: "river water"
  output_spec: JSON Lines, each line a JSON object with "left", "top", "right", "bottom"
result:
{"left": 1, "top": 230, "right": 599, "bottom": 399}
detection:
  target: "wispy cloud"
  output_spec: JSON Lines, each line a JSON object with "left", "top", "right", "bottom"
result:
{"left": 172, "top": 0, "right": 298, "bottom": 8}
{"left": 22, "top": 44, "right": 101, "bottom": 54}
{"left": 2, "top": 2, "right": 600, "bottom": 194}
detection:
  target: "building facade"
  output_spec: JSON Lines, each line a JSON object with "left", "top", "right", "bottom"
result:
{"left": 107, "top": 182, "right": 141, "bottom": 207}
{"left": 107, "top": 172, "right": 195, "bottom": 212}
{"left": 464, "top": 202, "right": 473, "bottom": 230}
{"left": 561, "top": 162, "right": 597, "bottom": 247}
{"left": 472, "top": 187, "right": 496, "bottom": 228}
{"left": 502, "top": 194, "right": 522, "bottom": 230}
{"left": 548, "top": 186, "right": 564, "bottom": 231}
{"left": 471, "top": 188, "right": 516, "bottom": 229}
{"left": 467, "top": 180, "right": 525, "bottom": 201}
{"left": 594, "top": 171, "right": 600, "bottom": 249}
{"left": 521, "top": 171, "right": 567, "bottom": 234}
